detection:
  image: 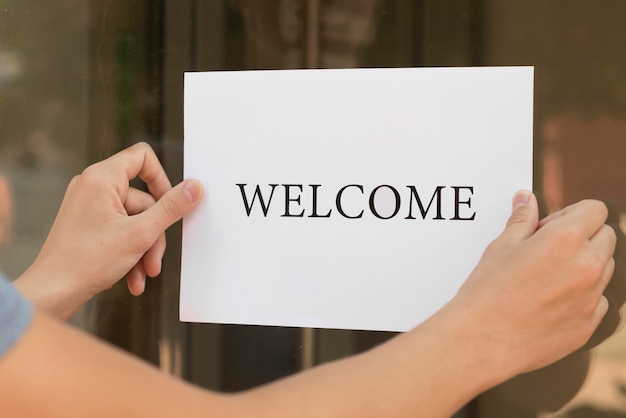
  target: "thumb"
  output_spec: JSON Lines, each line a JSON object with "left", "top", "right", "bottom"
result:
{"left": 143, "top": 179, "right": 204, "bottom": 231}
{"left": 500, "top": 190, "right": 539, "bottom": 245}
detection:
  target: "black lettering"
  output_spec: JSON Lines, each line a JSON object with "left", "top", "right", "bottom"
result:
{"left": 405, "top": 186, "right": 446, "bottom": 220}
{"left": 236, "top": 183, "right": 278, "bottom": 217}
{"left": 237, "top": 183, "right": 476, "bottom": 221}
{"left": 451, "top": 186, "right": 476, "bottom": 220}
{"left": 336, "top": 184, "right": 364, "bottom": 219}
{"left": 369, "top": 185, "right": 401, "bottom": 220}
{"left": 308, "top": 184, "right": 332, "bottom": 218}
{"left": 281, "top": 184, "right": 305, "bottom": 217}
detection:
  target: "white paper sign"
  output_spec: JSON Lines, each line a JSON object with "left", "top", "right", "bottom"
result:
{"left": 181, "top": 67, "right": 533, "bottom": 332}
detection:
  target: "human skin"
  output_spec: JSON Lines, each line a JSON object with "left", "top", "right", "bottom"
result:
{"left": 3, "top": 143, "right": 616, "bottom": 417}
{"left": 14, "top": 142, "right": 204, "bottom": 319}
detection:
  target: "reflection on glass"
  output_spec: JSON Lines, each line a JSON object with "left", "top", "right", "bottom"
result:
{"left": 4, "top": 1, "right": 626, "bottom": 416}
{"left": 0, "top": 2, "right": 89, "bottom": 290}
{"left": 479, "top": 1, "right": 626, "bottom": 416}
{"left": 232, "top": 0, "right": 383, "bottom": 68}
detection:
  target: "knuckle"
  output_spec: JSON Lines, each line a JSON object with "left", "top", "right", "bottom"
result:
{"left": 134, "top": 141, "right": 151, "bottom": 150}
{"left": 506, "top": 214, "right": 524, "bottom": 228}
{"left": 574, "top": 255, "right": 605, "bottom": 288}
{"left": 160, "top": 194, "right": 184, "bottom": 222}
{"left": 602, "top": 224, "right": 618, "bottom": 247}
{"left": 79, "top": 164, "right": 104, "bottom": 185}
{"left": 586, "top": 251, "right": 607, "bottom": 276}
{"left": 132, "top": 141, "right": 154, "bottom": 156}
{"left": 68, "top": 175, "right": 81, "bottom": 188}
{"left": 607, "top": 256, "right": 616, "bottom": 277}
{"left": 506, "top": 210, "right": 528, "bottom": 228}
{"left": 579, "top": 294, "right": 599, "bottom": 317}
{"left": 583, "top": 199, "right": 609, "bottom": 221}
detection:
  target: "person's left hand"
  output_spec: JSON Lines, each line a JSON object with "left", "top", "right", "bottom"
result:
{"left": 15, "top": 142, "right": 203, "bottom": 319}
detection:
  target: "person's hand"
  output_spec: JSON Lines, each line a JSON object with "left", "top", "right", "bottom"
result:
{"left": 446, "top": 191, "right": 615, "bottom": 378}
{"left": 15, "top": 142, "right": 203, "bottom": 319}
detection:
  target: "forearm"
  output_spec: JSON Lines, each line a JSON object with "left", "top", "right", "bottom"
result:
{"left": 0, "top": 304, "right": 513, "bottom": 418}
{"left": 13, "top": 266, "right": 88, "bottom": 320}
{"left": 0, "top": 312, "right": 240, "bottom": 418}
{"left": 241, "top": 303, "right": 511, "bottom": 418}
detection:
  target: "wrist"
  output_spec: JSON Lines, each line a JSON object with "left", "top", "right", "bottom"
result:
{"left": 14, "top": 265, "right": 89, "bottom": 320}
{"left": 408, "top": 300, "right": 517, "bottom": 397}
{"left": 435, "top": 297, "right": 522, "bottom": 387}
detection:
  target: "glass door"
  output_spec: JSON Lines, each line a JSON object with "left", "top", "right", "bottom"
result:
{"left": 4, "top": 1, "right": 626, "bottom": 416}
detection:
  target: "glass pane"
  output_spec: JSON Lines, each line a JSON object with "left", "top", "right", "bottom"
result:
{"left": 0, "top": 2, "right": 90, "bottom": 326}
{"left": 4, "top": 1, "right": 626, "bottom": 417}
{"left": 477, "top": 1, "right": 626, "bottom": 416}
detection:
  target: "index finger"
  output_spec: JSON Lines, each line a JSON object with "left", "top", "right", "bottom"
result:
{"left": 539, "top": 199, "right": 609, "bottom": 238}
{"left": 101, "top": 142, "right": 172, "bottom": 200}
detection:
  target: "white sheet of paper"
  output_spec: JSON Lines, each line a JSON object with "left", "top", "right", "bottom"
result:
{"left": 181, "top": 67, "right": 533, "bottom": 332}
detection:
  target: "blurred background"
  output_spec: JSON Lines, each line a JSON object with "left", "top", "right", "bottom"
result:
{"left": 2, "top": 1, "right": 626, "bottom": 416}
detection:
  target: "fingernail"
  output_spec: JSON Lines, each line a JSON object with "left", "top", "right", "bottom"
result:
{"left": 512, "top": 190, "right": 531, "bottom": 210}
{"left": 183, "top": 180, "right": 203, "bottom": 204}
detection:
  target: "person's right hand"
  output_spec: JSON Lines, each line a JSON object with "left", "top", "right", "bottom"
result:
{"left": 447, "top": 191, "right": 615, "bottom": 379}
{"left": 15, "top": 142, "right": 203, "bottom": 319}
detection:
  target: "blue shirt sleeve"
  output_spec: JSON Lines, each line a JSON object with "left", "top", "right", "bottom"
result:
{"left": 0, "top": 276, "right": 33, "bottom": 359}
